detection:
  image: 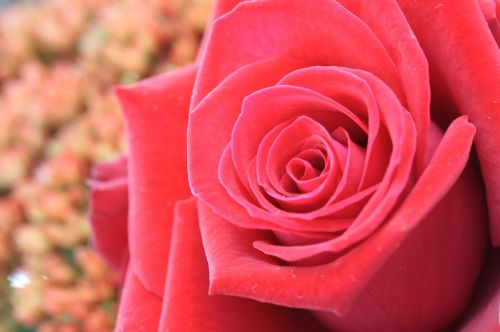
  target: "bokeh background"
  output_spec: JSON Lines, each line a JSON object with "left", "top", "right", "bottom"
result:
{"left": 0, "top": 1, "right": 212, "bottom": 330}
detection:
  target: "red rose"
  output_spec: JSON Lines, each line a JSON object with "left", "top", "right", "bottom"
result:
{"left": 90, "top": 0, "right": 500, "bottom": 331}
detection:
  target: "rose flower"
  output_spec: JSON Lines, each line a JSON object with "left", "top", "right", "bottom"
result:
{"left": 90, "top": 0, "right": 500, "bottom": 331}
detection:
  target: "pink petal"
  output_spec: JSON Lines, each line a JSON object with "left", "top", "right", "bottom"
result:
{"left": 219, "top": 143, "right": 355, "bottom": 234}
{"left": 260, "top": 117, "right": 341, "bottom": 209}
{"left": 457, "top": 249, "right": 500, "bottom": 332}
{"left": 328, "top": 127, "right": 366, "bottom": 201}
{"left": 115, "top": 64, "right": 197, "bottom": 296}
{"left": 276, "top": 66, "right": 386, "bottom": 191}
{"left": 193, "top": 0, "right": 402, "bottom": 108}
{"left": 189, "top": 58, "right": 312, "bottom": 232}
{"left": 197, "top": 0, "right": 247, "bottom": 57}
{"left": 397, "top": 0, "right": 500, "bottom": 245}
{"left": 211, "top": 0, "right": 247, "bottom": 18}
{"left": 159, "top": 197, "right": 329, "bottom": 331}
{"left": 90, "top": 156, "right": 128, "bottom": 182}
{"left": 231, "top": 84, "right": 366, "bottom": 194}
{"left": 221, "top": 81, "right": 372, "bottom": 225}
{"left": 88, "top": 157, "right": 129, "bottom": 275}
{"left": 115, "top": 267, "right": 162, "bottom": 332}
{"left": 478, "top": 0, "right": 500, "bottom": 46}
{"left": 245, "top": 68, "right": 418, "bottom": 261}
{"left": 200, "top": 116, "right": 486, "bottom": 331}
{"left": 316, "top": 148, "right": 488, "bottom": 330}
{"left": 335, "top": 0, "right": 431, "bottom": 172}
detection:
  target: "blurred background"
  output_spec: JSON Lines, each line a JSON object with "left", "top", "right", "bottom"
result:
{"left": 0, "top": 0, "right": 212, "bottom": 330}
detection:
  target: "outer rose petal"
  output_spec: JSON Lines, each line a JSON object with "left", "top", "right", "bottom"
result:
{"left": 478, "top": 0, "right": 500, "bottom": 45}
{"left": 200, "top": 117, "right": 487, "bottom": 331}
{"left": 115, "top": 268, "right": 162, "bottom": 332}
{"left": 396, "top": 0, "right": 500, "bottom": 245}
{"left": 457, "top": 249, "right": 500, "bottom": 332}
{"left": 315, "top": 119, "right": 487, "bottom": 330}
{"left": 115, "top": 64, "right": 197, "bottom": 296}
{"left": 211, "top": 0, "right": 246, "bottom": 18}
{"left": 159, "top": 197, "right": 329, "bottom": 331}
{"left": 88, "top": 157, "right": 129, "bottom": 275}
{"left": 90, "top": 156, "right": 128, "bottom": 182}
{"left": 189, "top": 58, "right": 315, "bottom": 233}
{"left": 192, "top": 0, "right": 403, "bottom": 108}
{"left": 197, "top": 0, "right": 247, "bottom": 57}
{"left": 194, "top": 0, "right": 431, "bottom": 169}
{"left": 334, "top": 0, "right": 431, "bottom": 172}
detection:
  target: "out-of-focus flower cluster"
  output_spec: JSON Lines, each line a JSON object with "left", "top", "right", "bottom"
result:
{"left": 0, "top": 0, "right": 211, "bottom": 330}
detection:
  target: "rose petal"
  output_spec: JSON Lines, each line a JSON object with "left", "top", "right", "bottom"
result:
{"left": 189, "top": 58, "right": 315, "bottom": 232}
{"left": 159, "top": 197, "right": 329, "bottom": 331}
{"left": 219, "top": 143, "right": 355, "bottom": 234}
{"left": 337, "top": 69, "right": 416, "bottom": 246}
{"left": 232, "top": 84, "right": 366, "bottom": 194}
{"left": 223, "top": 82, "right": 373, "bottom": 225}
{"left": 239, "top": 68, "right": 417, "bottom": 259}
{"left": 197, "top": 0, "right": 247, "bottom": 57}
{"left": 259, "top": 118, "right": 334, "bottom": 194}
{"left": 90, "top": 156, "right": 128, "bottom": 182}
{"left": 248, "top": 122, "right": 368, "bottom": 218}
{"left": 211, "top": 0, "right": 246, "bottom": 19}
{"left": 276, "top": 66, "right": 395, "bottom": 193}
{"left": 315, "top": 150, "right": 487, "bottom": 331}
{"left": 189, "top": 57, "right": 309, "bottom": 195}
{"left": 193, "top": 0, "right": 402, "bottom": 108}
{"left": 260, "top": 117, "right": 342, "bottom": 210}
{"left": 115, "top": 64, "right": 197, "bottom": 296}
{"left": 478, "top": 0, "right": 500, "bottom": 46}
{"left": 255, "top": 115, "right": 465, "bottom": 265}
{"left": 397, "top": 0, "right": 500, "bottom": 245}
{"left": 456, "top": 248, "right": 500, "bottom": 332}
{"left": 88, "top": 157, "right": 129, "bottom": 275}
{"left": 328, "top": 127, "right": 366, "bottom": 201}
{"left": 115, "top": 267, "right": 162, "bottom": 332}
{"left": 200, "top": 116, "right": 485, "bottom": 328}
{"left": 336, "top": 0, "right": 431, "bottom": 172}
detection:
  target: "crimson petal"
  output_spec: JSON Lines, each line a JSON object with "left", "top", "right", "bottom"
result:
{"left": 211, "top": 0, "right": 247, "bottom": 19}
{"left": 478, "top": 0, "right": 500, "bottom": 46}
{"left": 200, "top": 116, "right": 485, "bottom": 329}
{"left": 115, "top": 64, "right": 197, "bottom": 296}
{"left": 456, "top": 248, "right": 500, "bottom": 332}
{"left": 115, "top": 268, "right": 162, "bottom": 331}
{"left": 193, "top": 0, "right": 402, "bottom": 108}
{"left": 90, "top": 156, "right": 128, "bottom": 182}
{"left": 88, "top": 157, "right": 129, "bottom": 275}
{"left": 397, "top": 0, "right": 500, "bottom": 245}
{"left": 335, "top": 0, "right": 431, "bottom": 171}
{"left": 189, "top": 58, "right": 314, "bottom": 232}
{"left": 159, "top": 197, "right": 329, "bottom": 331}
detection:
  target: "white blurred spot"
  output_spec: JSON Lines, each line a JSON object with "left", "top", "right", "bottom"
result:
{"left": 7, "top": 270, "right": 31, "bottom": 289}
